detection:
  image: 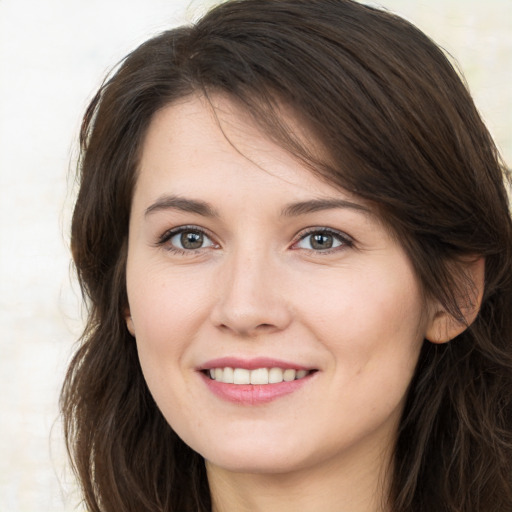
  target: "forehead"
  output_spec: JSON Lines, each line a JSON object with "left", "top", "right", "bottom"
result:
{"left": 136, "top": 93, "right": 370, "bottom": 210}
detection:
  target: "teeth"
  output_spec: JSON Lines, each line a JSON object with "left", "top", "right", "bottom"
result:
{"left": 269, "top": 367, "right": 284, "bottom": 383}
{"left": 250, "top": 368, "right": 269, "bottom": 384}
{"left": 233, "top": 368, "right": 250, "bottom": 384}
{"left": 222, "top": 366, "right": 234, "bottom": 383}
{"left": 283, "top": 369, "right": 296, "bottom": 382}
{"left": 207, "top": 367, "right": 311, "bottom": 384}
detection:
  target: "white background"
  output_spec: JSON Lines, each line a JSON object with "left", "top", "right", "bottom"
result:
{"left": 0, "top": 1, "right": 510, "bottom": 511}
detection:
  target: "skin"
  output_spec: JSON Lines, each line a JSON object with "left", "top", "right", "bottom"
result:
{"left": 125, "top": 94, "right": 443, "bottom": 512}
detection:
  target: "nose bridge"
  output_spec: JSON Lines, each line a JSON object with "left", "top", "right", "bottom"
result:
{"left": 212, "top": 242, "right": 291, "bottom": 336}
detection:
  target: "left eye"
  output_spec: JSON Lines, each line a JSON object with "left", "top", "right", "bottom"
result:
{"left": 294, "top": 230, "right": 348, "bottom": 251}
{"left": 168, "top": 229, "right": 215, "bottom": 250}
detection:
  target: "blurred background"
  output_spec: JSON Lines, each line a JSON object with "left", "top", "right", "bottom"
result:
{"left": 0, "top": 1, "right": 510, "bottom": 510}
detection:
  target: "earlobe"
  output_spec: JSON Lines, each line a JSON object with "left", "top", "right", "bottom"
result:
{"left": 425, "top": 257, "right": 485, "bottom": 344}
{"left": 124, "top": 308, "right": 136, "bottom": 337}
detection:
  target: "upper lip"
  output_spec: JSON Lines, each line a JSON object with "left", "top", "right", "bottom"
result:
{"left": 198, "top": 357, "right": 314, "bottom": 371}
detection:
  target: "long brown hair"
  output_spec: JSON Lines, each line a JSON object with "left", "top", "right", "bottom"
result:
{"left": 61, "top": 1, "right": 512, "bottom": 510}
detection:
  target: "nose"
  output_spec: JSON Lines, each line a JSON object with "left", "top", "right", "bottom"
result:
{"left": 210, "top": 249, "right": 293, "bottom": 338}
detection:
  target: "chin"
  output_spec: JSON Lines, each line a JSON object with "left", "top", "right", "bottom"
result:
{"left": 205, "top": 451, "right": 308, "bottom": 475}
{"left": 192, "top": 433, "right": 318, "bottom": 475}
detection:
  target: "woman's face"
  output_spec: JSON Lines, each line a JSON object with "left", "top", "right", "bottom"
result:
{"left": 125, "top": 94, "right": 431, "bottom": 476}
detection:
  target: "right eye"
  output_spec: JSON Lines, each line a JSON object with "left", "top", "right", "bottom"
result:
{"left": 158, "top": 226, "right": 217, "bottom": 254}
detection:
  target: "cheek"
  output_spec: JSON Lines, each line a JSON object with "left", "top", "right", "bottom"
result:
{"left": 304, "top": 265, "right": 423, "bottom": 334}
{"left": 297, "top": 261, "right": 426, "bottom": 383}
{"left": 126, "top": 263, "right": 220, "bottom": 409}
{"left": 127, "top": 272, "right": 206, "bottom": 414}
{"left": 128, "top": 263, "right": 211, "bottom": 340}
{"left": 306, "top": 271, "right": 425, "bottom": 436}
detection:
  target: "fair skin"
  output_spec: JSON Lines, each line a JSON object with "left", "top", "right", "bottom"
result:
{"left": 125, "top": 94, "right": 449, "bottom": 512}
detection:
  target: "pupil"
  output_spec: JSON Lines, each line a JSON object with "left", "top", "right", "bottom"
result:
{"left": 311, "top": 233, "right": 333, "bottom": 250}
{"left": 181, "top": 231, "right": 203, "bottom": 249}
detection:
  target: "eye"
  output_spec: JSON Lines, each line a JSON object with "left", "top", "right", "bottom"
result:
{"left": 293, "top": 228, "right": 352, "bottom": 252}
{"left": 158, "top": 226, "right": 216, "bottom": 253}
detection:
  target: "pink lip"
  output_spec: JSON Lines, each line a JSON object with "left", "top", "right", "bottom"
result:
{"left": 200, "top": 373, "right": 314, "bottom": 405}
{"left": 197, "top": 357, "right": 317, "bottom": 405}
{"left": 198, "top": 357, "right": 311, "bottom": 371}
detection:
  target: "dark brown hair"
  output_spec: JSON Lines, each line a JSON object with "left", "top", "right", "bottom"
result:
{"left": 61, "top": 1, "right": 512, "bottom": 510}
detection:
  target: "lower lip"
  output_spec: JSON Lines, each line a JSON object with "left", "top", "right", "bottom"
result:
{"left": 201, "top": 372, "right": 314, "bottom": 405}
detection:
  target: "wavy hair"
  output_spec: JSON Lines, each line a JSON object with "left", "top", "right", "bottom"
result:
{"left": 61, "top": 1, "right": 512, "bottom": 510}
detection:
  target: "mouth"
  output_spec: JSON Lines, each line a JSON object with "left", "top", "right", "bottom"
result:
{"left": 204, "top": 367, "right": 314, "bottom": 385}
{"left": 198, "top": 358, "right": 318, "bottom": 404}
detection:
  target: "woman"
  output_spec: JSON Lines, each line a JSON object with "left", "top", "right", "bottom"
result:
{"left": 61, "top": 0, "right": 512, "bottom": 511}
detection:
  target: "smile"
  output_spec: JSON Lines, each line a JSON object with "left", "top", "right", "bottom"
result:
{"left": 199, "top": 358, "right": 317, "bottom": 404}
{"left": 207, "top": 367, "right": 312, "bottom": 385}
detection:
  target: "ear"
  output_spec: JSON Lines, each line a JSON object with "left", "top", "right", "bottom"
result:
{"left": 124, "top": 307, "right": 136, "bottom": 337}
{"left": 425, "top": 257, "right": 485, "bottom": 344}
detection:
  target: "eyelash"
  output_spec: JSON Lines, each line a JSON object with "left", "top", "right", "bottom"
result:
{"left": 291, "top": 227, "right": 354, "bottom": 254}
{"left": 156, "top": 225, "right": 216, "bottom": 255}
{"left": 156, "top": 226, "right": 354, "bottom": 255}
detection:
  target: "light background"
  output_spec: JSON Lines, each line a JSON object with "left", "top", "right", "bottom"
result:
{"left": 0, "top": 1, "right": 510, "bottom": 511}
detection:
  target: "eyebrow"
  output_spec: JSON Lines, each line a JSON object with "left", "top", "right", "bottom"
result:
{"left": 280, "top": 198, "right": 371, "bottom": 217}
{"left": 144, "top": 194, "right": 371, "bottom": 219}
{"left": 145, "top": 195, "right": 219, "bottom": 218}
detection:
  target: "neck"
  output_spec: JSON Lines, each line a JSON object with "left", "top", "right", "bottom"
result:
{"left": 207, "top": 443, "right": 393, "bottom": 512}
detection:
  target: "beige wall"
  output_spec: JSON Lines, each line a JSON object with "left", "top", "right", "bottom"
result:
{"left": 379, "top": 0, "right": 512, "bottom": 163}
